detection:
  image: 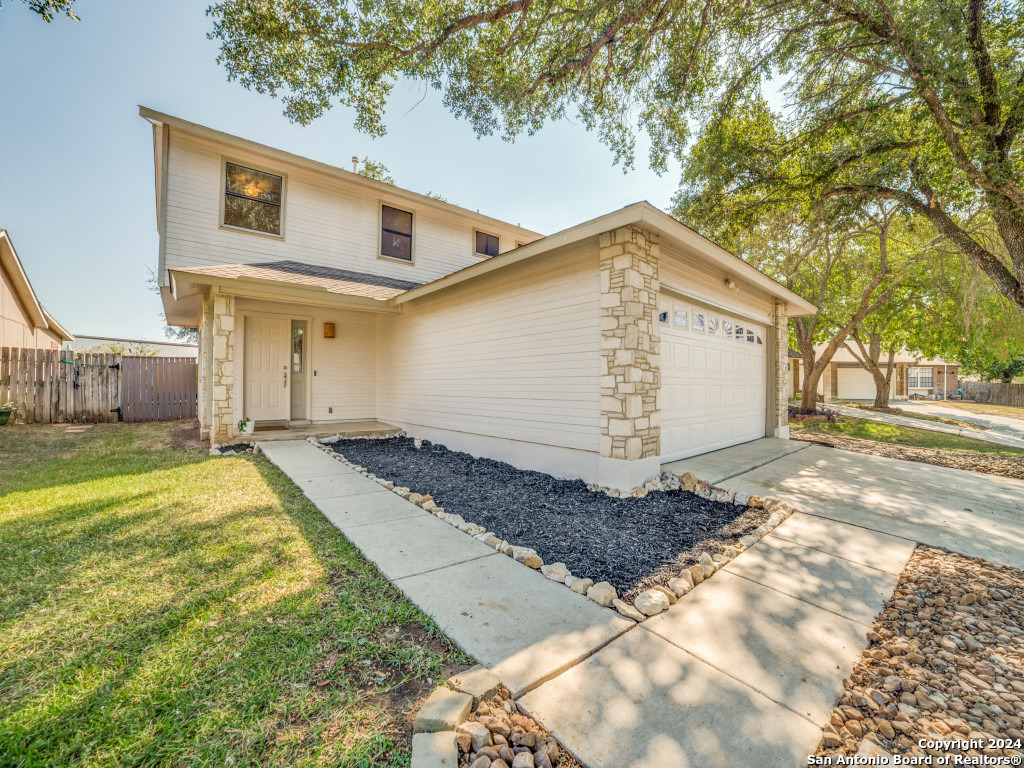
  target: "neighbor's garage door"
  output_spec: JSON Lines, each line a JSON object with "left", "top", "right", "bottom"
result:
{"left": 658, "top": 295, "right": 768, "bottom": 462}
{"left": 837, "top": 366, "right": 876, "bottom": 400}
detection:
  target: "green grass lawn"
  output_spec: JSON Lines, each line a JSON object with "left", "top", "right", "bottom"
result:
{"left": 790, "top": 415, "right": 1024, "bottom": 456}
{"left": 0, "top": 422, "right": 468, "bottom": 768}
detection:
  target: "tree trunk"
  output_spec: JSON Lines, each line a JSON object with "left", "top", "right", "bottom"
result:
{"left": 801, "top": 365, "right": 824, "bottom": 412}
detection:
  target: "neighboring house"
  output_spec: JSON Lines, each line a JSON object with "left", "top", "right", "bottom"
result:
{"left": 0, "top": 229, "right": 74, "bottom": 349}
{"left": 72, "top": 335, "right": 199, "bottom": 358}
{"left": 792, "top": 345, "right": 960, "bottom": 401}
{"left": 141, "top": 107, "right": 816, "bottom": 490}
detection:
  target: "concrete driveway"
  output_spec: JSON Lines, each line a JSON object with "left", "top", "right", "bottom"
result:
{"left": 725, "top": 444, "right": 1024, "bottom": 569}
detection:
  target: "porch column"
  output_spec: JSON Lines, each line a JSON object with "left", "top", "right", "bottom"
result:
{"left": 773, "top": 299, "right": 790, "bottom": 438}
{"left": 209, "top": 291, "right": 237, "bottom": 444}
{"left": 598, "top": 225, "right": 661, "bottom": 490}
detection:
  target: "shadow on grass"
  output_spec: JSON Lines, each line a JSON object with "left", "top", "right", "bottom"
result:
{"left": 0, "top": 425, "right": 469, "bottom": 768}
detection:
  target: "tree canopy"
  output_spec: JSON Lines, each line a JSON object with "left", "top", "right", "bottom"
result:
{"left": 208, "top": 0, "right": 1024, "bottom": 312}
{"left": 3, "top": 0, "right": 78, "bottom": 21}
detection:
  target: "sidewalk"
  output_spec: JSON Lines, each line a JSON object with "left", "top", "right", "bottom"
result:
{"left": 827, "top": 403, "right": 1024, "bottom": 449}
{"left": 260, "top": 438, "right": 917, "bottom": 766}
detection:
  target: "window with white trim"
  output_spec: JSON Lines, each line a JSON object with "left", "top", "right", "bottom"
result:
{"left": 708, "top": 316, "right": 720, "bottom": 335}
{"left": 692, "top": 312, "right": 705, "bottom": 333}
{"left": 908, "top": 367, "right": 934, "bottom": 388}
{"left": 381, "top": 204, "right": 413, "bottom": 261}
{"left": 673, "top": 309, "right": 688, "bottom": 328}
{"left": 475, "top": 231, "right": 500, "bottom": 257}
{"left": 224, "top": 162, "right": 283, "bottom": 235}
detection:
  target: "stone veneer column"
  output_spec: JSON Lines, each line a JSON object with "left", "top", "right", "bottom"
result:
{"left": 209, "top": 291, "right": 236, "bottom": 444}
{"left": 772, "top": 299, "right": 790, "bottom": 437}
{"left": 599, "top": 225, "right": 660, "bottom": 464}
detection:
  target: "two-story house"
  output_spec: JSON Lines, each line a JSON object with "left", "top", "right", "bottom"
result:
{"left": 142, "top": 107, "right": 815, "bottom": 491}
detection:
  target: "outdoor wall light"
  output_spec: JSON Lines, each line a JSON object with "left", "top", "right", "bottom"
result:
{"left": 323, "top": 322, "right": 335, "bottom": 339}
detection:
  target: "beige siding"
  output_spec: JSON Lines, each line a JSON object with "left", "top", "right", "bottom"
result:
{"left": 377, "top": 245, "right": 602, "bottom": 451}
{"left": 659, "top": 244, "right": 774, "bottom": 324}
{"left": 233, "top": 298, "right": 377, "bottom": 425}
{"left": 0, "top": 265, "right": 59, "bottom": 348}
{"left": 163, "top": 131, "right": 530, "bottom": 287}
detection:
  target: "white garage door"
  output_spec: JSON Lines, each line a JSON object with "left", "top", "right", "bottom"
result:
{"left": 658, "top": 295, "right": 768, "bottom": 462}
{"left": 837, "top": 367, "right": 876, "bottom": 400}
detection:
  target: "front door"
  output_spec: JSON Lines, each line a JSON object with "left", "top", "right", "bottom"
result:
{"left": 245, "top": 315, "right": 290, "bottom": 423}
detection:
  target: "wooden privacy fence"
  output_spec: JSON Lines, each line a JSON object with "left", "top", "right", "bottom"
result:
{"left": 962, "top": 381, "right": 1024, "bottom": 408}
{"left": 121, "top": 356, "right": 198, "bottom": 422}
{"left": 0, "top": 347, "right": 197, "bottom": 424}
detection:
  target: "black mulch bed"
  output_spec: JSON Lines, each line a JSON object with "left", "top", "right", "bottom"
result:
{"left": 329, "top": 437, "right": 770, "bottom": 601}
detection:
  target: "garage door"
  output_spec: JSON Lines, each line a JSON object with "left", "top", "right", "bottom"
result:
{"left": 837, "top": 367, "right": 876, "bottom": 400}
{"left": 658, "top": 295, "right": 768, "bottom": 462}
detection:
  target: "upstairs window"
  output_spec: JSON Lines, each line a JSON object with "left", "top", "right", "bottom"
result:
{"left": 381, "top": 205, "right": 413, "bottom": 261}
{"left": 224, "top": 162, "right": 282, "bottom": 235}
{"left": 475, "top": 231, "right": 500, "bottom": 257}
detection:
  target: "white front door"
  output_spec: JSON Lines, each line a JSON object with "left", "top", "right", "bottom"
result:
{"left": 657, "top": 295, "right": 768, "bottom": 462}
{"left": 245, "top": 315, "right": 290, "bottom": 422}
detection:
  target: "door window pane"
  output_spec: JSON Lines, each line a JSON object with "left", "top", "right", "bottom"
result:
{"left": 292, "top": 325, "right": 304, "bottom": 373}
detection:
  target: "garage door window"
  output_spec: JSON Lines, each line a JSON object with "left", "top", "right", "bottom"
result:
{"left": 658, "top": 311, "right": 669, "bottom": 324}
{"left": 693, "top": 312, "right": 705, "bottom": 333}
{"left": 734, "top": 324, "right": 744, "bottom": 341}
{"left": 747, "top": 329, "right": 756, "bottom": 343}
{"left": 708, "top": 316, "right": 719, "bottom": 335}
{"left": 673, "top": 309, "right": 688, "bottom": 328}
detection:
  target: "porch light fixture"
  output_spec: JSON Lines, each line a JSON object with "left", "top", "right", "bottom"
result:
{"left": 323, "top": 322, "right": 335, "bottom": 339}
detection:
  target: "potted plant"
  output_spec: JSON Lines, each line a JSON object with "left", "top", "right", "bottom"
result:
{"left": 237, "top": 416, "right": 255, "bottom": 436}
{"left": 0, "top": 401, "right": 16, "bottom": 426}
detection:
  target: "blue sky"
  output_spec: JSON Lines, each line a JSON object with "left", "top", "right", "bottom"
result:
{"left": 0, "top": 1, "right": 679, "bottom": 341}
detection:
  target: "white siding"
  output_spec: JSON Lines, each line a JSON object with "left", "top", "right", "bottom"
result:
{"left": 659, "top": 244, "right": 774, "bottom": 325}
{"left": 377, "top": 245, "right": 602, "bottom": 452}
{"left": 163, "top": 131, "right": 531, "bottom": 287}
{"left": 233, "top": 299, "right": 377, "bottom": 425}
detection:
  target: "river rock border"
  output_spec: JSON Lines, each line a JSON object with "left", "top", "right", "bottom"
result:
{"left": 412, "top": 665, "right": 571, "bottom": 767}
{"left": 307, "top": 437, "right": 797, "bottom": 623}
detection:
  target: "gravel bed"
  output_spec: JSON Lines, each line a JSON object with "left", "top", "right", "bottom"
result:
{"left": 329, "top": 437, "right": 768, "bottom": 600}
{"left": 817, "top": 546, "right": 1024, "bottom": 761}
{"left": 791, "top": 432, "right": 1024, "bottom": 480}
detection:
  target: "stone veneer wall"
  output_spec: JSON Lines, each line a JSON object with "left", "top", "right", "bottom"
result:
{"left": 599, "top": 226, "right": 660, "bottom": 462}
{"left": 772, "top": 299, "right": 789, "bottom": 432}
{"left": 209, "top": 291, "right": 236, "bottom": 444}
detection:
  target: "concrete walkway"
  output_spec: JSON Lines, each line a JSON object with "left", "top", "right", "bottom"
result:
{"left": 828, "top": 403, "right": 1024, "bottom": 449}
{"left": 520, "top": 512, "right": 914, "bottom": 767}
{"left": 258, "top": 440, "right": 632, "bottom": 697}
{"left": 260, "top": 438, "right": 931, "bottom": 767}
{"left": 661, "top": 437, "right": 808, "bottom": 484}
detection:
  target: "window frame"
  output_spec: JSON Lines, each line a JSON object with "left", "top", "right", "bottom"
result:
{"left": 378, "top": 202, "right": 416, "bottom": 264}
{"left": 908, "top": 366, "right": 934, "bottom": 388}
{"left": 474, "top": 229, "right": 501, "bottom": 258}
{"left": 219, "top": 157, "right": 287, "bottom": 240}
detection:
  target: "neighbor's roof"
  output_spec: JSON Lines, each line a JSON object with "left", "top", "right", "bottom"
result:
{"left": 173, "top": 261, "right": 422, "bottom": 302}
{"left": 394, "top": 202, "right": 819, "bottom": 316}
{"left": 0, "top": 229, "right": 74, "bottom": 342}
{"left": 139, "top": 106, "right": 543, "bottom": 243}
{"left": 806, "top": 344, "right": 957, "bottom": 366}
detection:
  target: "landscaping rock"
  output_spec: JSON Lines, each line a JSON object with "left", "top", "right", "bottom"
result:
{"left": 613, "top": 598, "right": 646, "bottom": 622}
{"left": 747, "top": 494, "right": 764, "bottom": 508}
{"left": 688, "top": 564, "right": 705, "bottom": 584}
{"left": 680, "top": 472, "right": 698, "bottom": 491}
{"left": 586, "top": 581, "right": 617, "bottom": 607}
{"left": 570, "top": 577, "right": 593, "bottom": 595}
{"left": 667, "top": 576, "right": 693, "bottom": 597}
{"left": 540, "top": 562, "right": 571, "bottom": 582}
{"left": 414, "top": 687, "right": 473, "bottom": 733}
{"left": 733, "top": 492, "right": 751, "bottom": 507}
{"left": 699, "top": 551, "right": 716, "bottom": 577}
{"left": 511, "top": 547, "right": 543, "bottom": 569}
{"left": 634, "top": 589, "right": 670, "bottom": 616}
{"left": 651, "top": 584, "right": 677, "bottom": 604}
